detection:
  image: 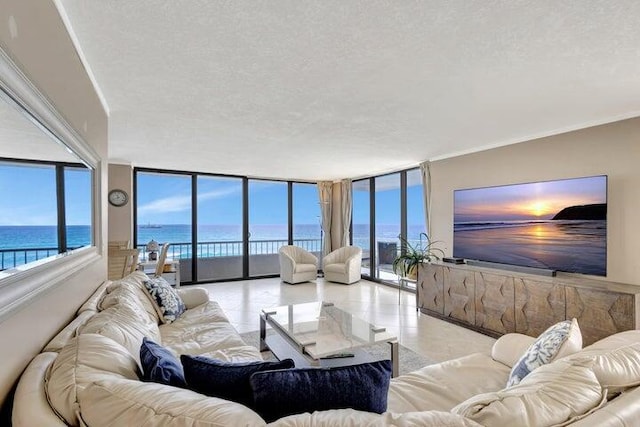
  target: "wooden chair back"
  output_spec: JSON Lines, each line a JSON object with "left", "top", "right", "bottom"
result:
{"left": 108, "top": 240, "right": 131, "bottom": 249}
{"left": 108, "top": 248, "right": 139, "bottom": 280}
{"left": 154, "top": 243, "right": 170, "bottom": 277}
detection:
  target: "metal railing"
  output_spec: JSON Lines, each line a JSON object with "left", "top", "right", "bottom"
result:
{"left": 138, "top": 238, "right": 322, "bottom": 261}
{"left": 0, "top": 246, "right": 83, "bottom": 270}
{"left": 1, "top": 238, "right": 323, "bottom": 270}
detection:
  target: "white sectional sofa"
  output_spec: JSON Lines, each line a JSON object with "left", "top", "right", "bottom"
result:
{"left": 12, "top": 271, "right": 640, "bottom": 426}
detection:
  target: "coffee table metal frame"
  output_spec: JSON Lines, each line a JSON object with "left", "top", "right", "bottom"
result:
{"left": 259, "top": 301, "right": 399, "bottom": 377}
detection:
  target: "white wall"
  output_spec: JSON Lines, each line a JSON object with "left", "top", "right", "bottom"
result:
{"left": 108, "top": 164, "right": 134, "bottom": 243}
{"left": 429, "top": 117, "right": 640, "bottom": 285}
{"left": 0, "top": 0, "right": 108, "bottom": 410}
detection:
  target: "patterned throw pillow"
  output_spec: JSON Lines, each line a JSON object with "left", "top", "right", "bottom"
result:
{"left": 507, "top": 318, "right": 581, "bottom": 387}
{"left": 143, "top": 277, "right": 186, "bottom": 324}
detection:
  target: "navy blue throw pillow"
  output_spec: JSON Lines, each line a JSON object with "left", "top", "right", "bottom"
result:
{"left": 180, "top": 355, "right": 295, "bottom": 407}
{"left": 139, "top": 337, "right": 186, "bottom": 388}
{"left": 250, "top": 359, "right": 392, "bottom": 422}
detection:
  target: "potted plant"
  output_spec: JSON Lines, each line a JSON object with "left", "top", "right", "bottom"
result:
{"left": 392, "top": 232, "right": 444, "bottom": 280}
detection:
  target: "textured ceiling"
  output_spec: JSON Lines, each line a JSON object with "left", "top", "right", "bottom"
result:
{"left": 56, "top": 0, "right": 640, "bottom": 181}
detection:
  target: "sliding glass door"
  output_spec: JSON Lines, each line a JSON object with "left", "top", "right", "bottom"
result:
{"left": 374, "top": 173, "right": 401, "bottom": 281}
{"left": 351, "top": 167, "right": 424, "bottom": 285}
{"left": 352, "top": 179, "right": 371, "bottom": 276}
{"left": 292, "top": 183, "right": 322, "bottom": 260}
{"left": 136, "top": 172, "right": 193, "bottom": 282}
{"left": 196, "top": 176, "right": 243, "bottom": 281}
{"left": 248, "top": 180, "right": 288, "bottom": 277}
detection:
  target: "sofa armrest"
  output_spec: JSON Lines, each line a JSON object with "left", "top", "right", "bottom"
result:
{"left": 13, "top": 352, "right": 67, "bottom": 427}
{"left": 79, "top": 378, "right": 267, "bottom": 426}
{"left": 491, "top": 333, "right": 536, "bottom": 367}
{"left": 176, "top": 287, "right": 209, "bottom": 309}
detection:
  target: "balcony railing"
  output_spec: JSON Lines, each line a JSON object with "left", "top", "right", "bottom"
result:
{"left": 0, "top": 247, "right": 82, "bottom": 270}
{"left": 0, "top": 238, "right": 322, "bottom": 271}
{"left": 137, "top": 238, "right": 322, "bottom": 261}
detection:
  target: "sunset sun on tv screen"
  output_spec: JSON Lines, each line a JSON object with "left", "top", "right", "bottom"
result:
{"left": 453, "top": 175, "right": 607, "bottom": 276}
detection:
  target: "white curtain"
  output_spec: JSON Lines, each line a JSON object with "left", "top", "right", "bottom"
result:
{"left": 317, "top": 181, "right": 333, "bottom": 258}
{"left": 420, "top": 161, "right": 432, "bottom": 238}
{"left": 341, "top": 179, "right": 352, "bottom": 247}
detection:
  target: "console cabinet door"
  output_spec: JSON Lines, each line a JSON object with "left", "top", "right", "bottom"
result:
{"left": 566, "top": 286, "right": 636, "bottom": 346}
{"left": 475, "top": 272, "right": 515, "bottom": 334}
{"left": 515, "top": 278, "right": 565, "bottom": 336}
{"left": 443, "top": 267, "right": 475, "bottom": 325}
{"left": 418, "top": 263, "right": 444, "bottom": 315}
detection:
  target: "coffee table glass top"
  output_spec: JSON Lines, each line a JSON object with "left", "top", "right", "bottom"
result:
{"left": 262, "top": 301, "right": 397, "bottom": 359}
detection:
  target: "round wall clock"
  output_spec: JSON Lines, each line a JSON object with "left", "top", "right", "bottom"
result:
{"left": 108, "top": 189, "right": 129, "bottom": 207}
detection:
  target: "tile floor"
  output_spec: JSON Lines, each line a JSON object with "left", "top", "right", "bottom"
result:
{"left": 199, "top": 277, "right": 496, "bottom": 363}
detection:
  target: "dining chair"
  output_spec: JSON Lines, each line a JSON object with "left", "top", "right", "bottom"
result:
{"left": 108, "top": 247, "right": 139, "bottom": 280}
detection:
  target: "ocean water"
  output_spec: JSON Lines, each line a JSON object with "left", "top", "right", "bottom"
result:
{"left": 137, "top": 224, "right": 322, "bottom": 245}
{"left": 453, "top": 220, "right": 606, "bottom": 276}
{"left": 0, "top": 225, "right": 91, "bottom": 250}
{"left": 0, "top": 223, "right": 427, "bottom": 268}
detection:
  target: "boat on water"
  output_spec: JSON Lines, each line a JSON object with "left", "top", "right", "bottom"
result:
{"left": 140, "top": 223, "right": 162, "bottom": 229}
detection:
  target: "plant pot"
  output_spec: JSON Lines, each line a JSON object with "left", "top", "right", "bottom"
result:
{"left": 406, "top": 266, "right": 418, "bottom": 280}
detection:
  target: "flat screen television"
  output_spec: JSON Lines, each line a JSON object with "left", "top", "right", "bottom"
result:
{"left": 453, "top": 175, "right": 607, "bottom": 276}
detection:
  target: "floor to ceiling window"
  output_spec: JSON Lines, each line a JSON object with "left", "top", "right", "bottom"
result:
{"left": 406, "top": 168, "right": 426, "bottom": 246}
{"left": 375, "top": 173, "right": 401, "bottom": 281}
{"left": 197, "top": 176, "right": 243, "bottom": 281}
{"left": 248, "top": 180, "right": 288, "bottom": 277}
{"left": 292, "top": 183, "right": 322, "bottom": 259}
{"left": 351, "top": 167, "right": 425, "bottom": 286}
{"left": 136, "top": 169, "right": 321, "bottom": 284}
{"left": 136, "top": 171, "right": 193, "bottom": 281}
{"left": 352, "top": 179, "right": 371, "bottom": 276}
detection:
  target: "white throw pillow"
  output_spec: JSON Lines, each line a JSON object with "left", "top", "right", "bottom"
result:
{"left": 507, "top": 318, "right": 581, "bottom": 387}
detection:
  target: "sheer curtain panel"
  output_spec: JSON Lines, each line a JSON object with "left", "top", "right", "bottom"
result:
{"left": 317, "top": 181, "right": 333, "bottom": 258}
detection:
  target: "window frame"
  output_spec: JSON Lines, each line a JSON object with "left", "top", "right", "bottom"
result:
{"left": 134, "top": 167, "right": 318, "bottom": 285}
{"left": 0, "top": 48, "right": 101, "bottom": 322}
{"left": 351, "top": 167, "right": 424, "bottom": 288}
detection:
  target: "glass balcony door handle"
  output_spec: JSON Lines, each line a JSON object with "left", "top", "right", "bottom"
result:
{"left": 247, "top": 231, "right": 252, "bottom": 239}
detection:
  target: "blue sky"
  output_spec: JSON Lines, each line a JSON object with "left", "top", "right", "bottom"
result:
{"left": 137, "top": 173, "right": 321, "bottom": 225}
{"left": 1, "top": 165, "right": 423, "bottom": 229}
{"left": 352, "top": 180, "right": 425, "bottom": 226}
{"left": 0, "top": 163, "right": 91, "bottom": 225}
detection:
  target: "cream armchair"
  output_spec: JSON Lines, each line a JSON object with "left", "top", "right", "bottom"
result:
{"left": 278, "top": 245, "right": 318, "bottom": 284}
{"left": 323, "top": 246, "right": 362, "bottom": 284}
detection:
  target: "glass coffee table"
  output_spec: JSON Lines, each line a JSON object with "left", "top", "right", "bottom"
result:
{"left": 260, "top": 301, "right": 399, "bottom": 377}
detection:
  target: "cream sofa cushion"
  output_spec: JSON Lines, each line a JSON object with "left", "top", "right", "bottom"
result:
{"left": 452, "top": 358, "right": 604, "bottom": 427}
{"left": 42, "top": 310, "right": 95, "bottom": 353}
{"left": 387, "top": 353, "right": 510, "bottom": 413}
{"left": 160, "top": 299, "right": 260, "bottom": 361}
{"left": 80, "top": 302, "right": 160, "bottom": 363}
{"left": 567, "top": 331, "right": 640, "bottom": 395}
{"left": 78, "top": 377, "right": 267, "bottom": 427}
{"left": 47, "top": 334, "right": 139, "bottom": 426}
{"left": 106, "top": 271, "right": 161, "bottom": 323}
{"left": 270, "top": 409, "right": 482, "bottom": 426}
{"left": 160, "top": 319, "right": 261, "bottom": 361}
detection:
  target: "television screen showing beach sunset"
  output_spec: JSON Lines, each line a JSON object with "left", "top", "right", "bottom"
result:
{"left": 453, "top": 175, "right": 607, "bottom": 276}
